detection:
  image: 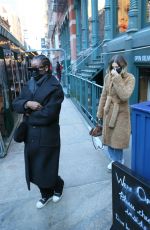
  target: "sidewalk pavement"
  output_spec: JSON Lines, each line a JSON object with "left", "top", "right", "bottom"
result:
{"left": 0, "top": 97, "right": 131, "bottom": 230}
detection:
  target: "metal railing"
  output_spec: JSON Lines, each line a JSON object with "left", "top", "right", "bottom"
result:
{"left": 62, "top": 42, "right": 104, "bottom": 95}
{"left": 68, "top": 74, "right": 103, "bottom": 125}
{"left": 61, "top": 43, "right": 104, "bottom": 124}
{"left": 66, "top": 41, "right": 103, "bottom": 75}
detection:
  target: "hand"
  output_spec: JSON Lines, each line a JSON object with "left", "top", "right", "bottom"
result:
{"left": 26, "top": 101, "right": 43, "bottom": 111}
{"left": 111, "top": 69, "right": 119, "bottom": 76}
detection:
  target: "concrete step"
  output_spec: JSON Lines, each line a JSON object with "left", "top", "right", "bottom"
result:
{"left": 88, "top": 64, "right": 101, "bottom": 69}
{"left": 81, "top": 69, "right": 95, "bottom": 74}
{"left": 91, "top": 61, "right": 102, "bottom": 65}
{"left": 77, "top": 73, "right": 92, "bottom": 78}
{"left": 89, "top": 62, "right": 103, "bottom": 66}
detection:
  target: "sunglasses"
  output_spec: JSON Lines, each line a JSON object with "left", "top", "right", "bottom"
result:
{"left": 28, "top": 66, "right": 45, "bottom": 71}
{"left": 38, "top": 66, "right": 45, "bottom": 70}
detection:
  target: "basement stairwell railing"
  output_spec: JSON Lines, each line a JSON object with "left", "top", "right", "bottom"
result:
{"left": 62, "top": 42, "right": 104, "bottom": 126}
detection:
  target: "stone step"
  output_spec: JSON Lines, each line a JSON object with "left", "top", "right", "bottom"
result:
{"left": 91, "top": 61, "right": 102, "bottom": 65}
{"left": 77, "top": 73, "right": 92, "bottom": 78}
{"left": 88, "top": 65, "right": 101, "bottom": 69}
{"left": 81, "top": 69, "right": 95, "bottom": 74}
{"left": 89, "top": 62, "right": 103, "bottom": 66}
{"left": 92, "top": 58, "right": 103, "bottom": 62}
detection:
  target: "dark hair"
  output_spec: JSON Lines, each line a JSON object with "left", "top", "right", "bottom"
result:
{"left": 108, "top": 55, "right": 127, "bottom": 72}
{"left": 32, "top": 55, "right": 52, "bottom": 73}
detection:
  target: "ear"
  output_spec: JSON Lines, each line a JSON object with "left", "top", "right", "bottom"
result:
{"left": 45, "top": 66, "right": 49, "bottom": 72}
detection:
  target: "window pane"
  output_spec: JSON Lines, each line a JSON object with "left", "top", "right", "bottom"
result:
{"left": 146, "top": 0, "right": 150, "bottom": 23}
{"left": 117, "top": 0, "right": 130, "bottom": 33}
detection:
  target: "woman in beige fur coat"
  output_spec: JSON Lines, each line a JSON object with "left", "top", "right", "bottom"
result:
{"left": 97, "top": 55, "right": 135, "bottom": 170}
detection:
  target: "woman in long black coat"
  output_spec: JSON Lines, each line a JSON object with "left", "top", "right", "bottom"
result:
{"left": 13, "top": 55, "right": 64, "bottom": 209}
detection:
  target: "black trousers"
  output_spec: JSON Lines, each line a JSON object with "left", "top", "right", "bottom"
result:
{"left": 39, "top": 176, "right": 64, "bottom": 198}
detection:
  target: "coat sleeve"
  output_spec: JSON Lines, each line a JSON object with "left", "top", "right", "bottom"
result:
{"left": 12, "top": 85, "right": 30, "bottom": 114}
{"left": 96, "top": 75, "right": 108, "bottom": 119}
{"left": 112, "top": 73, "right": 135, "bottom": 101}
{"left": 28, "top": 87, "right": 64, "bottom": 126}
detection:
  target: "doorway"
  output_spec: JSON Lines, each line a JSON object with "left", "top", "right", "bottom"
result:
{"left": 139, "top": 67, "right": 150, "bottom": 102}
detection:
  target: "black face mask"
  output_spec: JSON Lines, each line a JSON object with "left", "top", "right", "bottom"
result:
{"left": 113, "top": 67, "right": 122, "bottom": 74}
{"left": 28, "top": 67, "right": 44, "bottom": 81}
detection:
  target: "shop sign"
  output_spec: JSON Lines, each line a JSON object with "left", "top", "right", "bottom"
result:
{"left": 134, "top": 55, "right": 150, "bottom": 63}
{"left": 110, "top": 162, "right": 150, "bottom": 230}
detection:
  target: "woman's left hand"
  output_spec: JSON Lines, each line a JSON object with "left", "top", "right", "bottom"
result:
{"left": 111, "top": 69, "right": 119, "bottom": 76}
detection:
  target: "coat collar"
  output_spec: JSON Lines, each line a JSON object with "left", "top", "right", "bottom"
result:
{"left": 36, "top": 74, "right": 59, "bottom": 86}
{"left": 33, "top": 74, "right": 60, "bottom": 103}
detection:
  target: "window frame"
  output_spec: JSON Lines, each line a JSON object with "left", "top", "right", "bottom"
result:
{"left": 141, "top": 0, "right": 150, "bottom": 28}
{"left": 113, "top": 0, "right": 130, "bottom": 37}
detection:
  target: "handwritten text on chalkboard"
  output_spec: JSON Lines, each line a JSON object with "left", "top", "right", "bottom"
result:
{"left": 111, "top": 163, "right": 150, "bottom": 230}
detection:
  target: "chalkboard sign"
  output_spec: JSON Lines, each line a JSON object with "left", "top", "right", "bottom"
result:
{"left": 111, "top": 162, "right": 150, "bottom": 230}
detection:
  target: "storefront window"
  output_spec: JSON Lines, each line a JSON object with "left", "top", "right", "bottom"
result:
{"left": 146, "top": 0, "right": 150, "bottom": 23}
{"left": 117, "top": 0, "right": 130, "bottom": 33}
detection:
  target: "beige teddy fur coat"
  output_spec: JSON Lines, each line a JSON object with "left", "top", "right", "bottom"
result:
{"left": 97, "top": 72, "right": 135, "bottom": 149}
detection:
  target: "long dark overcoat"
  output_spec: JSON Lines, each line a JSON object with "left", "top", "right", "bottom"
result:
{"left": 13, "top": 74, "right": 64, "bottom": 190}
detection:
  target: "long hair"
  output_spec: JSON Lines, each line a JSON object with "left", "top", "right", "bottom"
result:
{"left": 107, "top": 55, "right": 127, "bottom": 74}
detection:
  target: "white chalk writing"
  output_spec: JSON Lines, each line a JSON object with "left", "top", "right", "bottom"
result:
{"left": 119, "top": 191, "right": 135, "bottom": 211}
{"left": 125, "top": 223, "right": 131, "bottom": 230}
{"left": 113, "top": 169, "right": 150, "bottom": 229}
{"left": 136, "top": 187, "right": 150, "bottom": 205}
{"left": 137, "top": 209, "right": 150, "bottom": 224}
{"left": 115, "top": 213, "right": 124, "bottom": 226}
{"left": 125, "top": 209, "right": 147, "bottom": 230}
{"left": 116, "top": 173, "right": 132, "bottom": 192}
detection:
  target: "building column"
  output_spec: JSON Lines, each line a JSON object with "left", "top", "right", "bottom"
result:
{"left": 61, "top": 26, "right": 65, "bottom": 51}
{"left": 64, "top": 24, "right": 68, "bottom": 56}
{"left": 75, "top": 0, "right": 82, "bottom": 55}
{"left": 127, "top": 0, "right": 138, "bottom": 33}
{"left": 65, "top": 20, "right": 70, "bottom": 59}
{"left": 68, "top": 0, "right": 77, "bottom": 63}
{"left": 103, "top": 0, "right": 112, "bottom": 42}
{"left": 125, "top": 0, "right": 138, "bottom": 80}
{"left": 67, "top": 23, "right": 71, "bottom": 59}
{"left": 91, "top": 0, "right": 99, "bottom": 48}
{"left": 81, "top": 0, "right": 89, "bottom": 50}
{"left": 91, "top": 0, "right": 99, "bottom": 59}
